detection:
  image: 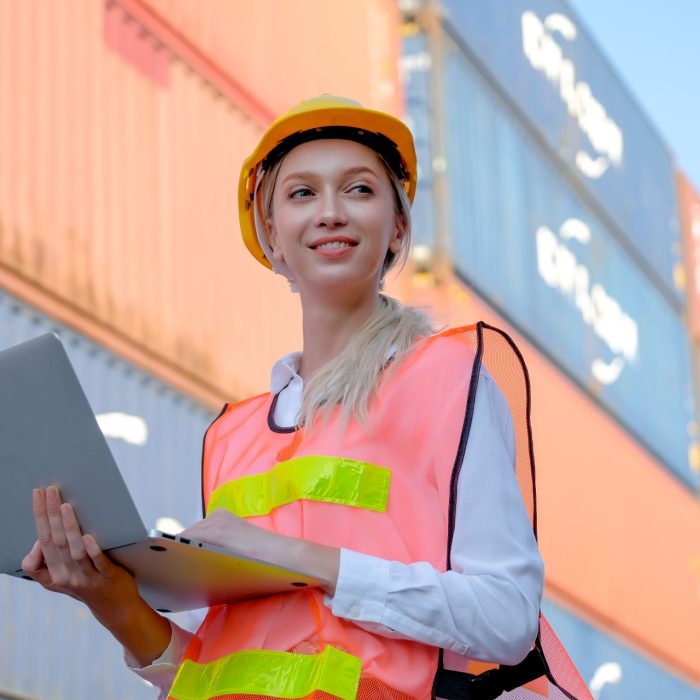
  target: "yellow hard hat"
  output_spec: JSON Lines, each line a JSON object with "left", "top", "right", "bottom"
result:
{"left": 237, "top": 95, "right": 418, "bottom": 270}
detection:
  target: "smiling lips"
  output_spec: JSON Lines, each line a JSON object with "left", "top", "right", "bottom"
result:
{"left": 309, "top": 236, "right": 359, "bottom": 250}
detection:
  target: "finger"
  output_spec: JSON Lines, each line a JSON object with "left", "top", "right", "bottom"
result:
{"left": 33, "top": 488, "right": 62, "bottom": 571}
{"left": 21, "top": 540, "right": 55, "bottom": 589}
{"left": 83, "top": 534, "right": 118, "bottom": 578}
{"left": 46, "top": 485, "right": 69, "bottom": 549}
{"left": 60, "top": 503, "right": 94, "bottom": 576}
{"left": 21, "top": 539, "right": 44, "bottom": 574}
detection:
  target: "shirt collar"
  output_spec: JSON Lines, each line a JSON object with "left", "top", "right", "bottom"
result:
{"left": 270, "top": 351, "right": 302, "bottom": 394}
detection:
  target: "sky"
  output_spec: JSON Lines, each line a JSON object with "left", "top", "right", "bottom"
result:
{"left": 566, "top": 0, "right": 700, "bottom": 191}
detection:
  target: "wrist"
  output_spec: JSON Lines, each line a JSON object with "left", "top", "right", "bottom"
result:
{"left": 278, "top": 536, "right": 341, "bottom": 595}
{"left": 92, "top": 595, "right": 172, "bottom": 667}
{"left": 234, "top": 522, "right": 341, "bottom": 596}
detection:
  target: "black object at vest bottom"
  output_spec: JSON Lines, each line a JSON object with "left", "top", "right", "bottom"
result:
{"left": 433, "top": 648, "right": 548, "bottom": 700}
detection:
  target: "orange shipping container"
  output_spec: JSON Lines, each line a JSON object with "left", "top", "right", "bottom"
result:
{"left": 678, "top": 171, "right": 700, "bottom": 343}
{"left": 0, "top": 0, "right": 404, "bottom": 407}
{"left": 135, "top": 0, "right": 404, "bottom": 118}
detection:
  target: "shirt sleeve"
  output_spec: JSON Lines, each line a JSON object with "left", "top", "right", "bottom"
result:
{"left": 325, "top": 369, "right": 544, "bottom": 665}
{"left": 124, "top": 614, "right": 199, "bottom": 697}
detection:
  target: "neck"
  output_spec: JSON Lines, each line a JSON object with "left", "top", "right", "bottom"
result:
{"left": 298, "top": 289, "right": 381, "bottom": 381}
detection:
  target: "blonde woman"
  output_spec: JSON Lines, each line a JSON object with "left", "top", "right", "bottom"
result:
{"left": 24, "top": 96, "right": 571, "bottom": 700}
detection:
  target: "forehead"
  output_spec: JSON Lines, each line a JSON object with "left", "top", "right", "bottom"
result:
{"left": 277, "top": 138, "right": 386, "bottom": 176}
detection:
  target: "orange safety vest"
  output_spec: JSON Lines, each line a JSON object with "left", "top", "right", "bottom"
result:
{"left": 168, "top": 323, "right": 592, "bottom": 700}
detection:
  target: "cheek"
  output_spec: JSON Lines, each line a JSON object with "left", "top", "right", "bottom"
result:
{"left": 371, "top": 207, "right": 402, "bottom": 248}
{"left": 270, "top": 202, "right": 307, "bottom": 239}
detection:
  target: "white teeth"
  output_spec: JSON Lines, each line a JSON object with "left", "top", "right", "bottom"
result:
{"left": 316, "top": 241, "right": 353, "bottom": 249}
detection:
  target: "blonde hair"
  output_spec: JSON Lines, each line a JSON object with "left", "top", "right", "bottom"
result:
{"left": 300, "top": 294, "right": 435, "bottom": 428}
{"left": 261, "top": 142, "right": 436, "bottom": 428}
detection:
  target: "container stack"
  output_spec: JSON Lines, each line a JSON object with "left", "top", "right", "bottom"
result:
{"left": 397, "top": 1, "right": 700, "bottom": 698}
{"left": 0, "top": 1, "right": 698, "bottom": 697}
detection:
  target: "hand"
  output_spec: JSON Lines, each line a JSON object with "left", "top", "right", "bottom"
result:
{"left": 22, "top": 486, "right": 141, "bottom": 619}
{"left": 179, "top": 509, "right": 271, "bottom": 559}
{"left": 22, "top": 485, "right": 178, "bottom": 666}
{"left": 181, "top": 509, "right": 341, "bottom": 595}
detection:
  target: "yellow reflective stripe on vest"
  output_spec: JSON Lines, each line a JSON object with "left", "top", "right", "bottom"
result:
{"left": 207, "top": 455, "right": 390, "bottom": 517}
{"left": 169, "top": 645, "right": 362, "bottom": 700}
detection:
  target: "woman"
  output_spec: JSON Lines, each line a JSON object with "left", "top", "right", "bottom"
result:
{"left": 23, "top": 96, "right": 551, "bottom": 700}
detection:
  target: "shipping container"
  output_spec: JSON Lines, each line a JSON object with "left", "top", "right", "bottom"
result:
{"left": 405, "top": 28, "right": 698, "bottom": 489}
{"left": 542, "top": 600, "right": 700, "bottom": 699}
{"left": 0, "top": 0, "right": 405, "bottom": 411}
{"left": 437, "top": 0, "right": 684, "bottom": 304}
{"left": 0, "top": 289, "right": 215, "bottom": 699}
{"left": 678, "top": 171, "right": 700, "bottom": 343}
{"left": 388, "top": 269, "right": 700, "bottom": 689}
{"left": 136, "top": 0, "right": 404, "bottom": 119}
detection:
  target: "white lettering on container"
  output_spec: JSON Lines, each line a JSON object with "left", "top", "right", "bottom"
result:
{"left": 536, "top": 220, "right": 638, "bottom": 384}
{"left": 522, "top": 10, "right": 623, "bottom": 179}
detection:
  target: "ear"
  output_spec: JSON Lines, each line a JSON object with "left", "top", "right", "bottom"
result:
{"left": 388, "top": 213, "right": 408, "bottom": 255}
{"left": 266, "top": 220, "right": 285, "bottom": 263}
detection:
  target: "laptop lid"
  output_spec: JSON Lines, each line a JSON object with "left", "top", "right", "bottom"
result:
{"left": 0, "top": 333, "right": 148, "bottom": 574}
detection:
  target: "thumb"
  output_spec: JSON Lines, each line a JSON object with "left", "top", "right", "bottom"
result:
{"left": 21, "top": 539, "right": 44, "bottom": 574}
{"left": 83, "top": 534, "right": 119, "bottom": 578}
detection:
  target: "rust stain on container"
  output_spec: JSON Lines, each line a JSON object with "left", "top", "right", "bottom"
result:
{"left": 0, "top": 0, "right": 404, "bottom": 407}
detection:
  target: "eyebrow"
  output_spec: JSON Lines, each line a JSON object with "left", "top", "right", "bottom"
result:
{"left": 280, "top": 165, "right": 379, "bottom": 186}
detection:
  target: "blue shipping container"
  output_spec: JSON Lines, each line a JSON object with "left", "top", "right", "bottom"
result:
{"left": 412, "top": 35, "right": 698, "bottom": 488}
{"left": 542, "top": 600, "right": 700, "bottom": 699}
{"left": 439, "top": 0, "right": 683, "bottom": 304}
{"left": 0, "top": 290, "right": 216, "bottom": 699}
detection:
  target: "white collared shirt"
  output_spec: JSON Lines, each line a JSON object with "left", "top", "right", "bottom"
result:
{"left": 127, "top": 351, "right": 544, "bottom": 696}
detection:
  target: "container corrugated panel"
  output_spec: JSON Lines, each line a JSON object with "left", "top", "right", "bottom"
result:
{"left": 0, "top": 0, "right": 404, "bottom": 407}
{"left": 678, "top": 171, "right": 700, "bottom": 342}
{"left": 433, "top": 36, "right": 697, "bottom": 489}
{"left": 139, "top": 0, "right": 404, "bottom": 118}
{"left": 391, "top": 269, "right": 700, "bottom": 686}
{"left": 0, "top": 290, "right": 214, "bottom": 699}
{"left": 541, "top": 600, "right": 700, "bottom": 699}
{"left": 439, "top": 0, "right": 684, "bottom": 304}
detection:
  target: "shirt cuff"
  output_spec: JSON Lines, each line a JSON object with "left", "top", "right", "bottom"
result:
{"left": 325, "top": 548, "right": 390, "bottom": 624}
{"left": 124, "top": 620, "right": 193, "bottom": 686}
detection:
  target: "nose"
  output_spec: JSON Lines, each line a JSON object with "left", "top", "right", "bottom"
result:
{"left": 315, "top": 189, "right": 348, "bottom": 228}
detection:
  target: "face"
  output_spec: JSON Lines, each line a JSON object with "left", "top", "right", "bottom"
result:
{"left": 266, "top": 139, "right": 405, "bottom": 297}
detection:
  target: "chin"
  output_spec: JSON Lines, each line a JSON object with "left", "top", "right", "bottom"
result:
{"left": 300, "top": 272, "right": 379, "bottom": 298}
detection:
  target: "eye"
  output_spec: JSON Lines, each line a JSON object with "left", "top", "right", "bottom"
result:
{"left": 349, "top": 183, "right": 373, "bottom": 195}
{"left": 290, "top": 187, "right": 313, "bottom": 199}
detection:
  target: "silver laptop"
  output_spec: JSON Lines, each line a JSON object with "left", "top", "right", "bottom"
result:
{"left": 0, "top": 333, "right": 322, "bottom": 612}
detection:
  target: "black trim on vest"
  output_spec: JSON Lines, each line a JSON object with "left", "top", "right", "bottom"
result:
{"left": 200, "top": 403, "right": 230, "bottom": 518}
{"left": 446, "top": 323, "right": 484, "bottom": 566}
{"left": 480, "top": 322, "right": 539, "bottom": 539}
{"left": 267, "top": 389, "right": 300, "bottom": 434}
{"left": 432, "top": 323, "right": 485, "bottom": 700}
